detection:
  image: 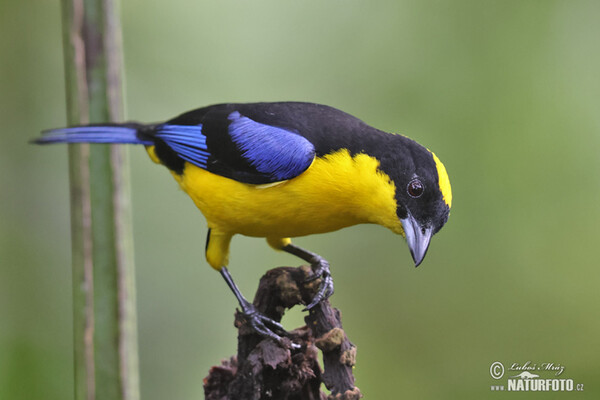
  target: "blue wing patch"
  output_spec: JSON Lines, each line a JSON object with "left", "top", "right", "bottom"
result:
{"left": 154, "top": 114, "right": 315, "bottom": 182}
{"left": 227, "top": 111, "right": 315, "bottom": 181}
{"left": 155, "top": 124, "right": 208, "bottom": 168}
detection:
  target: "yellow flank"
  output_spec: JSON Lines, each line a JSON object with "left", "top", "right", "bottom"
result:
{"left": 431, "top": 151, "right": 452, "bottom": 208}
{"left": 173, "top": 148, "right": 402, "bottom": 240}
{"left": 145, "top": 145, "right": 161, "bottom": 164}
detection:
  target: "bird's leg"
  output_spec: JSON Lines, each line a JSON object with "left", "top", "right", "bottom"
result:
{"left": 282, "top": 243, "right": 334, "bottom": 310}
{"left": 219, "top": 266, "right": 290, "bottom": 345}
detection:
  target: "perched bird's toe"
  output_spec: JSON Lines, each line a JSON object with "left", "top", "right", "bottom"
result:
{"left": 304, "top": 266, "right": 335, "bottom": 311}
{"left": 241, "top": 303, "right": 295, "bottom": 347}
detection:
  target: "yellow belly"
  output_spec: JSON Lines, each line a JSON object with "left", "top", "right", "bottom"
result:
{"left": 154, "top": 148, "right": 403, "bottom": 238}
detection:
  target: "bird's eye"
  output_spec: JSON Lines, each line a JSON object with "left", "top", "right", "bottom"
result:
{"left": 407, "top": 179, "right": 424, "bottom": 198}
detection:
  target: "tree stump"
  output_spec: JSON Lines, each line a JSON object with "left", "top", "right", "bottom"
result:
{"left": 204, "top": 265, "right": 362, "bottom": 400}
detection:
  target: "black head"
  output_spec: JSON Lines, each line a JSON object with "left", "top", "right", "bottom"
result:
{"left": 383, "top": 135, "right": 452, "bottom": 266}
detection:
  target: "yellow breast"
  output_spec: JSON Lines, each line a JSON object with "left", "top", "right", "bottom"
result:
{"left": 151, "top": 148, "right": 403, "bottom": 238}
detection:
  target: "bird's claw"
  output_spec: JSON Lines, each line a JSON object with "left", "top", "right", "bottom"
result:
{"left": 303, "top": 259, "right": 335, "bottom": 311}
{"left": 241, "top": 303, "right": 300, "bottom": 349}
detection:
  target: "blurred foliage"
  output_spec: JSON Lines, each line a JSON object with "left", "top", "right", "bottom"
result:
{"left": 1, "top": 0, "right": 599, "bottom": 399}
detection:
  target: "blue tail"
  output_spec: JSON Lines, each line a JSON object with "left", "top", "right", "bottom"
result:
{"left": 34, "top": 125, "right": 153, "bottom": 145}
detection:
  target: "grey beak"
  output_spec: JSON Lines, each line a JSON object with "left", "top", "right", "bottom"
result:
{"left": 400, "top": 213, "right": 433, "bottom": 267}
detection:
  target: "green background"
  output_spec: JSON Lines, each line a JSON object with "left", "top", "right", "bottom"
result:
{"left": 1, "top": 0, "right": 599, "bottom": 398}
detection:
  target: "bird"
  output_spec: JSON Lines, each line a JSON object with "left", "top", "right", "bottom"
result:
{"left": 35, "top": 101, "right": 452, "bottom": 344}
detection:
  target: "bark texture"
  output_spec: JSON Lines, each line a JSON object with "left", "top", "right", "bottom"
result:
{"left": 204, "top": 266, "right": 362, "bottom": 400}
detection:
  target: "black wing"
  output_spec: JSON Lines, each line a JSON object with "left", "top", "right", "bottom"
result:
{"left": 151, "top": 103, "right": 317, "bottom": 184}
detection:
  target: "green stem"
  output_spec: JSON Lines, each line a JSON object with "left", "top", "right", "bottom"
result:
{"left": 61, "top": 0, "right": 139, "bottom": 399}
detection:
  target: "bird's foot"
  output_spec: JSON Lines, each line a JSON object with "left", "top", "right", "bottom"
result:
{"left": 240, "top": 301, "right": 300, "bottom": 349}
{"left": 304, "top": 257, "right": 334, "bottom": 310}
